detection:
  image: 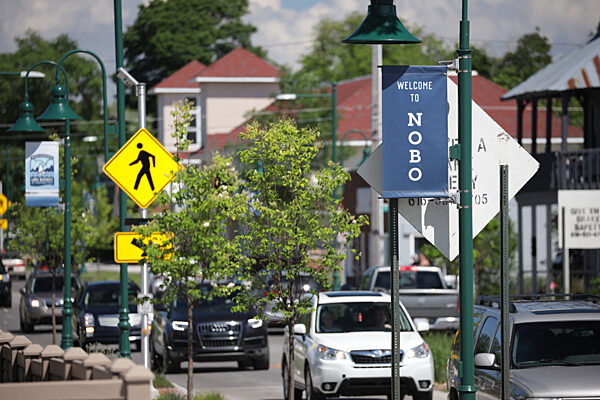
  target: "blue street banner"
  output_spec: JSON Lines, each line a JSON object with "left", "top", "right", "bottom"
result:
{"left": 381, "top": 65, "right": 448, "bottom": 198}
{"left": 25, "top": 141, "right": 59, "bottom": 207}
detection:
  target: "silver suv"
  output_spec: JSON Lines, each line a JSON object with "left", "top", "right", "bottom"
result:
{"left": 446, "top": 294, "right": 600, "bottom": 400}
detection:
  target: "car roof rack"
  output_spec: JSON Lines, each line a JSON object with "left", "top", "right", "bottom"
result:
{"left": 475, "top": 293, "right": 600, "bottom": 313}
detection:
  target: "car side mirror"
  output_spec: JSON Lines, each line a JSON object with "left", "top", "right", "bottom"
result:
{"left": 293, "top": 323, "right": 307, "bottom": 336}
{"left": 19, "top": 287, "right": 26, "bottom": 295}
{"left": 413, "top": 318, "right": 430, "bottom": 333}
{"left": 474, "top": 353, "right": 498, "bottom": 369}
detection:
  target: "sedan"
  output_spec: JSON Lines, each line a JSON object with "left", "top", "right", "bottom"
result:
{"left": 72, "top": 280, "right": 147, "bottom": 350}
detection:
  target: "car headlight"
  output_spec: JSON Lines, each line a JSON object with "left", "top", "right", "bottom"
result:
{"left": 172, "top": 320, "right": 188, "bottom": 331}
{"left": 247, "top": 318, "right": 263, "bottom": 329}
{"left": 30, "top": 299, "right": 40, "bottom": 307}
{"left": 318, "top": 345, "right": 346, "bottom": 361}
{"left": 0, "top": 274, "right": 10, "bottom": 282}
{"left": 406, "top": 342, "right": 430, "bottom": 359}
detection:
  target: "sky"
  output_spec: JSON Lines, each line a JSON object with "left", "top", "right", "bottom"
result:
{"left": 0, "top": 0, "right": 598, "bottom": 99}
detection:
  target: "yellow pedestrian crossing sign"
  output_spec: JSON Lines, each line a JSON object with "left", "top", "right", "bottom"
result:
{"left": 114, "top": 232, "right": 173, "bottom": 264}
{"left": 103, "top": 128, "right": 182, "bottom": 209}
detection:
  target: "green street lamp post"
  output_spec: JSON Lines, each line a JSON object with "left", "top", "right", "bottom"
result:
{"left": 114, "top": 0, "right": 131, "bottom": 358}
{"left": 339, "top": 129, "right": 372, "bottom": 168}
{"left": 345, "top": 1, "right": 475, "bottom": 399}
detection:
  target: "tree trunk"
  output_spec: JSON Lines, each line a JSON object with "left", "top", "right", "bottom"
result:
{"left": 187, "top": 295, "right": 194, "bottom": 400}
{"left": 51, "top": 271, "right": 56, "bottom": 345}
{"left": 288, "top": 321, "right": 296, "bottom": 400}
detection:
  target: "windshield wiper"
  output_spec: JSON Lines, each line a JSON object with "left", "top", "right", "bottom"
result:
{"left": 538, "top": 358, "right": 582, "bottom": 366}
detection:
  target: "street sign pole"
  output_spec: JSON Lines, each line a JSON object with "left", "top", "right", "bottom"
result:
{"left": 389, "top": 198, "right": 401, "bottom": 400}
{"left": 457, "top": 0, "right": 476, "bottom": 398}
{"left": 500, "top": 165, "right": 510, "bottom": 400}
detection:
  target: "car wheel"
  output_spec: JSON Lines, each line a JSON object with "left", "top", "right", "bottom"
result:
{"left": 305, "top": 365, "right": 324, "bottom": 400}
{"left": 282, "top": 360, "right": 303, "bottom": 400}
{"left": 253, "top": 351, "right": 270, "bottom": 370}
{"left": 162, "top": 342, "right": 178, "bottom": 374}
{"left": 413, "top": 390, "right": 433, "bottom": 400}
{"left": 150, "top": 341, "right": 162, "bottom": 371}
{"left": 20, "top": 316, "right": 34, "bottom": 333}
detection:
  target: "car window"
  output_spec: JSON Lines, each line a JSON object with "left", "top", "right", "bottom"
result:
{"left": 512, "top": 321, "right": 600, "bottom": 368}
{"left": 84, "top": 285, "right": 139, "bottom": 307}
{"left": 31, "top": 276, "right": 80, "bottom": 293}
{"left": 373, "top": 269, "right": 444, "bottom": 290}
{"left": 359, "top": 268, "right": 374, "bottom": 290}
{"left": 451, "top": 308, "right": 485, "bottom": 353}
{"left": 316, "top": 302, "right": 411, "bottom": 333}
{"left": 490, "top": 324, "right": 502, "bottom": 362}
{"left": 475, "top": 316, "right": 498, "bottom": 354}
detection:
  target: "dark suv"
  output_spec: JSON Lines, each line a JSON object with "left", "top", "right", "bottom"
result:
{"left": 446, "top": 294, "right": 600, "bottom": 400}
{"left": 150, "top": 285, "right": 269, "bottom": 373}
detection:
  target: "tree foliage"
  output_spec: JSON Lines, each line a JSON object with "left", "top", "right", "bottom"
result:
{"left": 233, "top": 119, "right": 368, "bottom": 400}
{"left": 420, "top": 216, "right": 518, "bottom": 295}
{"left": 136, "top": 101, "right": 247, "bottom": 400}
{"left": 123, "top": 0, "right": 264, "bottom": 89}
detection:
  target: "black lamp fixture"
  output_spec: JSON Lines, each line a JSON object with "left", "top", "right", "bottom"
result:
{"left": 37, "top": 83, "right": 81, "bottom": 121}
{"left": 343, "top": 0, "right": 421, "bottom": 44}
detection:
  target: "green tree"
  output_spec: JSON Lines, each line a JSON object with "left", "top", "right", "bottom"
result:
{"left": 7, "top": 200, "right": 91, "bottom": 343}
{"left": 123, "top": 0, "right": 264, "bottom": 89}
{"left": 420, "top": 216, "right": 518, "bottom": 295}
{"left": 494, "top": 28, "right": 552, "bottom": 89}
{"left": 233, "top": 119, "right": 368, "bottom": 400}
{"left": 136, "top": 102, "right": 247, "bottom": 400}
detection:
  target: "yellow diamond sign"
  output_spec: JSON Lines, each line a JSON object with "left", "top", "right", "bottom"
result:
{"left": 114, "top": 232, "right": 173, "bottom": 264}
{"left": 0, "top": 194, "right": 7, "bottom": 215}
{"left": 103, "top": 128, "right": 182, "bottom": 209}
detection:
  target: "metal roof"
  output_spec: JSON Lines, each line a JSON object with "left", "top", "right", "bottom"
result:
{"left": 502, "top": 36, "right": 600, "bottom": 101}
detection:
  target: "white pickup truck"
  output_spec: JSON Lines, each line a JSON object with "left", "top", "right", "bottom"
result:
{"left": 359, "top": 266, "right": 459, "bottom": 331}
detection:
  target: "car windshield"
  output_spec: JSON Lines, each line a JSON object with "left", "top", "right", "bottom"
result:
{"left": 512, "top": 320, "right": 600, "bottom": 368}
{"left": 32, "top": 276, "right": 80, "bottom": 293}
{"left": 172, "top": 285, "right": 238, "bottom": 311}
{"left": 374, "top": 269, "right": 444, "bottom": 290}
{"left": 316, "top": 302, "right": 412, "bottom": 333}
{"left": 84, "top": 285, "right": 139, "bottom": 307}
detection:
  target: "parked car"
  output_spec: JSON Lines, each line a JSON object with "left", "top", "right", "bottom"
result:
{"left": 359, "top": 265, "right": 459, "bottom": 330}
{"left": 72, "top": 280, "right": 145, "bottom": 350}
{"left": 0, "top": 259, "right": 11, "bottom": 307}
{"left": 19, "top": 269, "right": 83, "bottom": 332}
{"left": 150, "top": 283, "right": 269, "bottom": 373}
{"left": 282, "top": 291, "right": 434, "bottom": 400}
{"left": 2, "top": 252, "right": 27, "bottom": 279}
{"left": 446, "top": 294, "right": 600, "bottom": 400}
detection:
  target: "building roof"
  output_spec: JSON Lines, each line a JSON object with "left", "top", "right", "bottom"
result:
{"left": 502, "top": 35, "right": 600, "bottom": 100}
{"left": 192, "top": 47, "right": 280, "bottom": 83}
{"left": 149, "top": 60, "right": 206, "bottom": 94}
{"left": 449, "top": 73, "right": 582, "bottom": 139}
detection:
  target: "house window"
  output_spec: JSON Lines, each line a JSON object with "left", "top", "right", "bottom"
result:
{"left": 185, "top": 96, "right": 201, "bottom": 147}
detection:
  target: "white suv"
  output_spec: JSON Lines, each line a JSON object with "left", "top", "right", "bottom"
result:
{"left": 282, "top": 291, "right": 434, "bottom": 400}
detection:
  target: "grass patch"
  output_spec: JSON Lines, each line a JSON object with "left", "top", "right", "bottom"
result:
{"left": 153, "top": 372, "right": 174, "bottom": 389}
{"left": 155, "top": 392, "right": 225, "bottom": 400}
{"left": 80, "top": 269, "right": 141, "bottom": 286}
{"left": 423, "top": 330, "right": 455, "bottom": 384}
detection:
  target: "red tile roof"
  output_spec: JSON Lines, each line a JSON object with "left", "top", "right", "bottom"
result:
{"left": 150, "top": 60, "right": 206, "bottom": 91}
{"left": 196, "top": 47, "right": 280, "bottom": 78}
{"left": 449, "top": 74, "right": 582, "bottom": 139}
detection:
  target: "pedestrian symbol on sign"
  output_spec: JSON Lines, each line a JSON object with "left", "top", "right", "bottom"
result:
{"left": 130, "top": 143, "right": 156, "bottom": 191}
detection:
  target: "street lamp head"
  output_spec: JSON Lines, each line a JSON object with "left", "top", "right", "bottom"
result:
{"left": 342, "top": 0, "right": 421, "bottom": 45}
{"left": 8, "top": 100, "right": 45, "bottom": 133}
{"left": 37, "top": 83, "right": 81, "bottom": 121}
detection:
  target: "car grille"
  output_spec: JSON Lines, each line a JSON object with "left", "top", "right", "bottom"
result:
{"left": 350, "top": 349, "right": 401, "bottom": 365}
{"left": 45, "top": 299, "right": 64, "bottom": 307}
{"left": 197, "top": 321, "right": 242, "bottom": 349}
{"left": 97, "top": 313, "right": 142, "bottom": 327}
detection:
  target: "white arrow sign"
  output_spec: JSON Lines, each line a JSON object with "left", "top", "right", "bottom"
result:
{"left": 358, "top": 77, "right": 539, "bottom": 260}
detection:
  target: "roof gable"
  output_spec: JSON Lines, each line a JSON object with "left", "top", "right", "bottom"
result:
{"left": 196, "top": 47, "right": 280, "bottom": 78}
{"left": 150, "top": 60, "right": 206, "bottom": 91}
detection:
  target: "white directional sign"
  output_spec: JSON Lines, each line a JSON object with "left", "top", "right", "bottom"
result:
{"left": 358, "top": 78, "right": 539, "bottom": 260}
